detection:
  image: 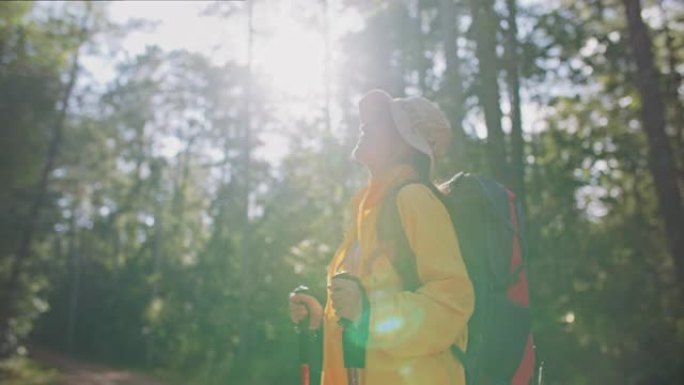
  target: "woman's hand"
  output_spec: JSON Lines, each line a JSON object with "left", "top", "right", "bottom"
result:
{"left": 288, "top": 291, "right": 323, "bottom": 330}
{"left": 330, "top": 276, "right": 363, "bottom": 324}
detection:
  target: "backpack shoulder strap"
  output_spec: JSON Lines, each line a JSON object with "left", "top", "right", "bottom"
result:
{"left": 376, "top": 180, "right": 450, "bottom": 292}
{"left": 376, "top": 181, "right": 421, "bottom": 292}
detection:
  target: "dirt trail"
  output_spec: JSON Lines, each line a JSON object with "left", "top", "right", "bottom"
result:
{"left": 31, "top": 348, "right": 169, "bottom": 385}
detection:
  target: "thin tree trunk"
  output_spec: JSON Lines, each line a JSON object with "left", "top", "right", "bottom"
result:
{"left": 0, "top": 34, "right": 85, "bottom": 354}
{"left": 322, "top": 0, "right": 331, "bottom": 133}
{"left": 469, "top": 0, "right": 509, "bottom": 183}
{"left": 237, "top": 0, "right": 254, "bottom": 365}
{"left": 65, "top": 210, "right": 80, "bottom": 354}
{"left": 147, "top": 173, "right": 163, "bottom": 366}
{"left": 392, "top": 1, "right": 409, "bottom": 95}
{"left": 439, "top": 0, "right": 468, "bottom": 169}
{"left": 410, "top": 0, "right": 428, "bottom": 92}
{"left": 623, "top": 0, "right": 684, "bottom": 280}
{"left": 505, "top": 0, "right": 526, "bottom": 211}
{"left": 657, "top": 0, "right": 684, "bottom": 176}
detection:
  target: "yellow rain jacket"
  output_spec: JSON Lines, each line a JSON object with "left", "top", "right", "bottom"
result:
{"left": 322, "top": 165, "right": 475, "bottom": 385}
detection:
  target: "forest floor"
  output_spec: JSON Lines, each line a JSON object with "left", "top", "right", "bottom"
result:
{"left": 0, "top": 347, "right": 170, "bottom": 385}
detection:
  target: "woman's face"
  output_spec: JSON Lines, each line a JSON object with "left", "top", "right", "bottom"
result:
{"left": 352, "top": 94, "right": 406, "bottom": 173}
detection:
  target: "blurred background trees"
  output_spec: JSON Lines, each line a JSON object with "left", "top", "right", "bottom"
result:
{"left": 0, "top": 0, "right": 682, "bottom": 384}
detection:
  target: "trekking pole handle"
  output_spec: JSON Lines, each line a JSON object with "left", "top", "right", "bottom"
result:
{"left": 332, "top": 272, "right": 366, "bottom": 377}
{"left": 292, "top": 285, "right": 311, "bottom": 368}
{"left": 292, "top": 285, "right": 312, "bottom": 331}
{"left": 331, "top": 272, "right": 362, "bottom": 328}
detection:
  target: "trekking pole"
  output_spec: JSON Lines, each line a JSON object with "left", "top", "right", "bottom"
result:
{"left": 293, "top": 285, "right": 311, "bottom": 385}
{"left": 332, "top": 272, "right": 365, "bottom": 385}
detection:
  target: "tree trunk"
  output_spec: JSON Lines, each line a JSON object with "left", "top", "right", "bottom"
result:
{"left": 409, "top": 0, "right": 428, "bottom": 92}
{"left": 65, "top": 210, "right": 80, "bottom": 355}
{"left": 657, "top": 0, "right": 684, "bottom": 178}
{"left": 236, "top": 0, "right": 254, "bottom": 365}
{"left": 623, "top": 0, "right": 684, "bottom": 281}
{"left": 146, "top": 159, "right": 164, "bottom": 366}
{"left": 0, "top": 34, "right": 84, "bottom": 355}
{"left": 361, "top": 3, "right": 404, "bottom": 95}
{"left": 504, "top": 0, "right": 526, "bottom": 211}
{"left": 392, "top": 1, "right": 409, "bottom": 95}
{"left": 439, "top": 0, "right": 468, "bottom": 170}
{"left": 322, "top": 0, "right": 331, "bottom": 133}
{"left": 469, "top": 0, "right": 509, "bottom": 183}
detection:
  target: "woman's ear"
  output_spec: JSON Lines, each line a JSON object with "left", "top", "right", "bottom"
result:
{"left": 391, "top": 138, "right": 417, "bottom": 165}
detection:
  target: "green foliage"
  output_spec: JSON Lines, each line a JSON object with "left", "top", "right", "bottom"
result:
{"left": 0, "top": 0, "right": 97, "bottom": 356}
{"left": 0, "top": 356, "right": 62, "bottom": 385}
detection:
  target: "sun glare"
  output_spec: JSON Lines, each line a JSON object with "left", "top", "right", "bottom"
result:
{"left": 249, "top": 3, "right": 332, "bottom": 163}
{"left": 254, "top": 18, "right": 326, "bottom": 99}
{"left": 103, "top": 1, "right": 355, "bottom": 164}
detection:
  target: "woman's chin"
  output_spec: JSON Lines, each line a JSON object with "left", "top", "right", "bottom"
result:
{"left": 352, "top": 146, "right": 370, "bottom": 166}
{"left": 351, "top": 143, "right": 362, "bottom": 159}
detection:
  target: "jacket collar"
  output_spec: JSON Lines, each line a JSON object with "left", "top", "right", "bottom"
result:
{"left": 362, "top": 164, "right": 417, "bottom": 209}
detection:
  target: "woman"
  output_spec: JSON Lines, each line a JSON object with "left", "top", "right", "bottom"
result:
{"left": 289, "top": 89, "right": 474, "bottom": 385}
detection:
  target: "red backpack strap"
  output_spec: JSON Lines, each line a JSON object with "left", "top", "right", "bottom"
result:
{"left": 506, "top": 190, "right": 535, "bottom": 385}
{"left": 505, "top": 190, "right": 529, "bottom": 306}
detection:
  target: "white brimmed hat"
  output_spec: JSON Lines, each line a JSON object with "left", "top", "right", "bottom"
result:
{"left": 389, "top": 96, "right": 452, "bottom": 161}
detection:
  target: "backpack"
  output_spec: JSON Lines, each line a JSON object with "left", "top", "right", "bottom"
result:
{"left": 377, "top": 172, "right": 537, "bottom": 385}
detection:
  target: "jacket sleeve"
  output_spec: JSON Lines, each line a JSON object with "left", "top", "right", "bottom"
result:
{"left": 366, "top": 184, "right": 474, "bottom": 358}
